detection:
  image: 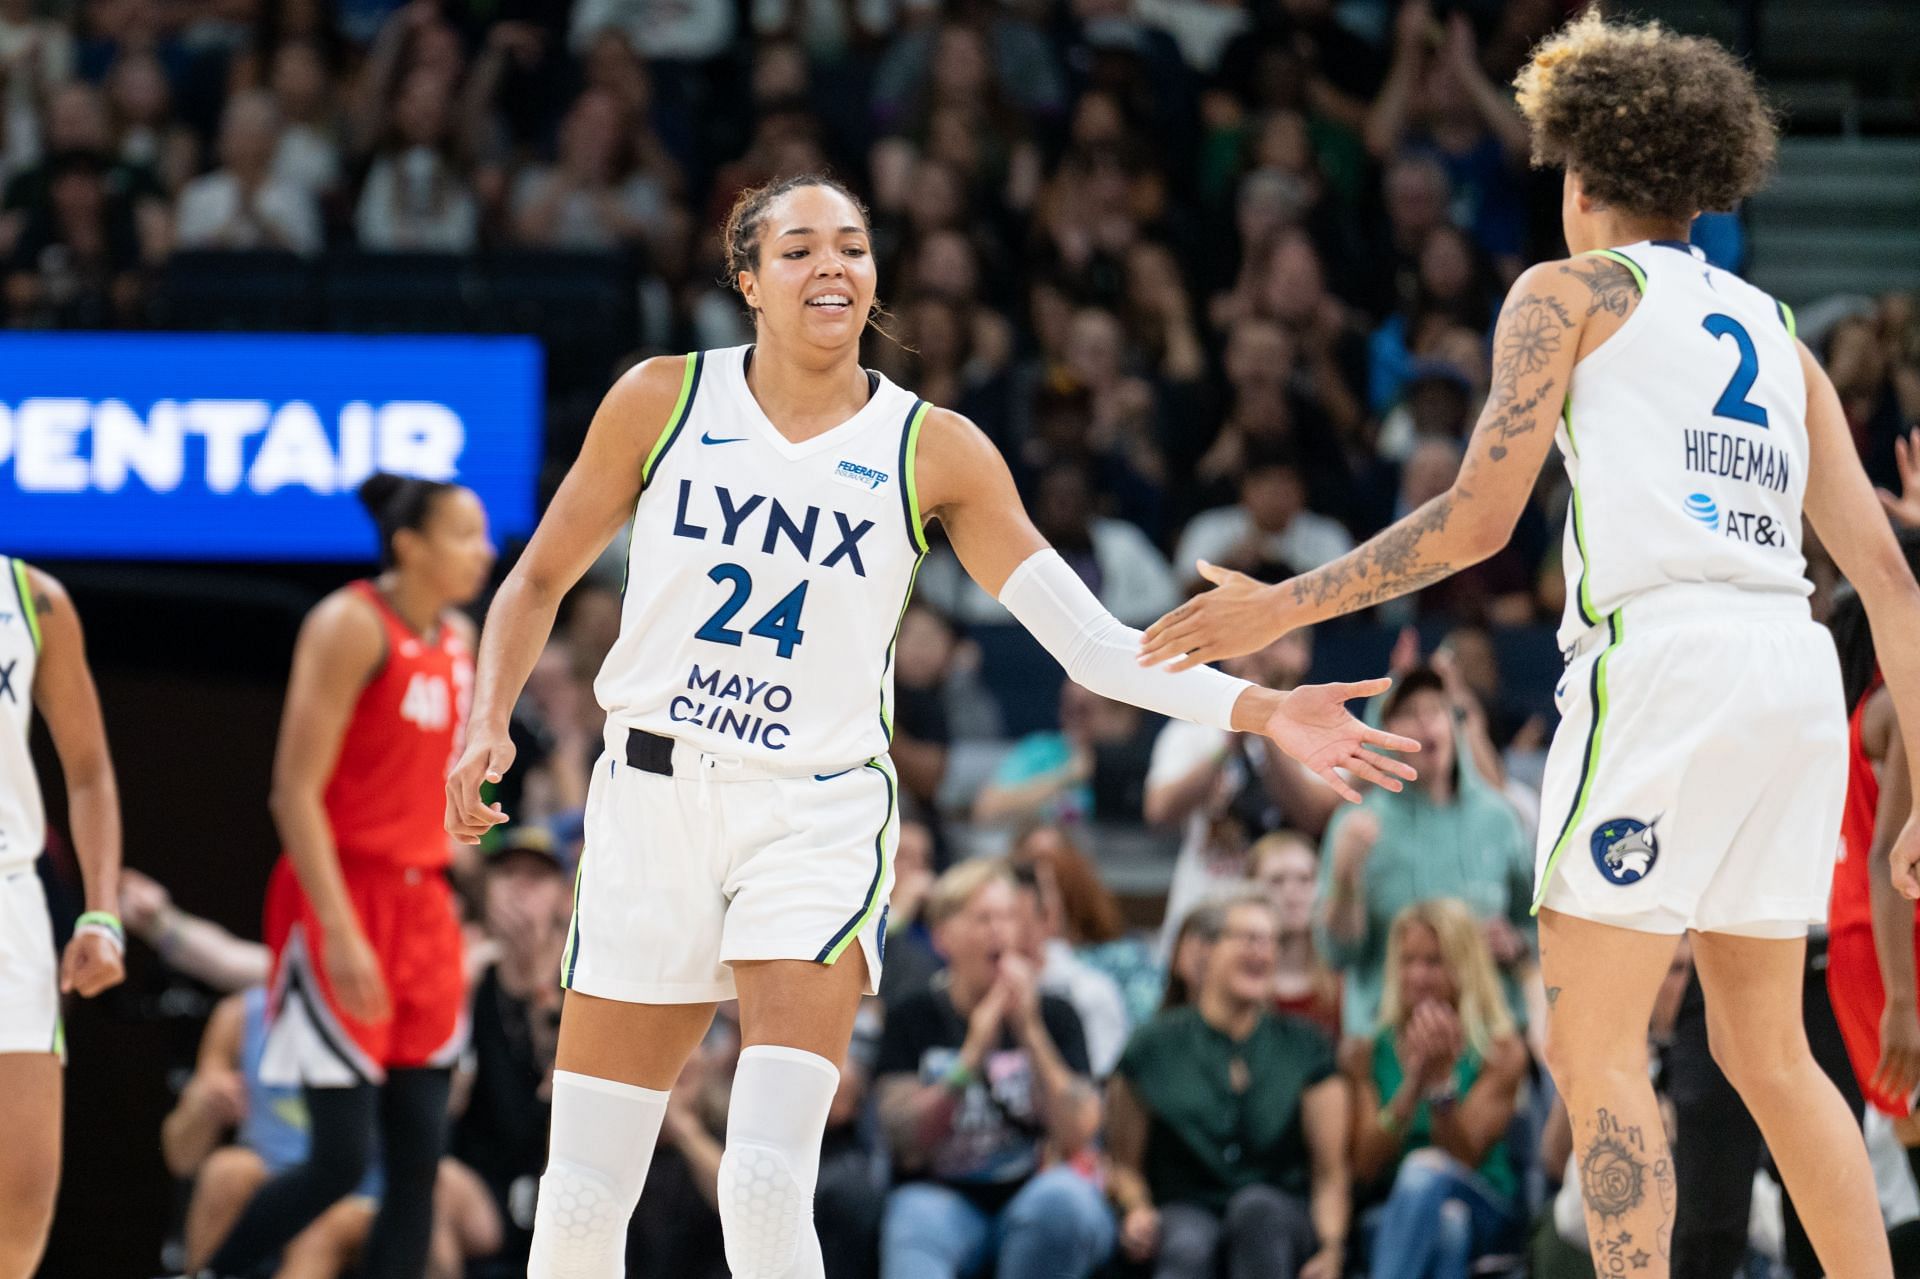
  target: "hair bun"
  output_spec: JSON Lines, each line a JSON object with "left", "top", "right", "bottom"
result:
{"left": 357, "top": 472, "right": 406, "bottom": 519}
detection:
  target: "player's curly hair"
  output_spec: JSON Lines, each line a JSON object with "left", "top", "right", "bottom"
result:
{"left": 1514, "top": 9, "right": 1778, "bottom": 220}
{"left": 720, "top": 172, "right": 871, "bottom": 289}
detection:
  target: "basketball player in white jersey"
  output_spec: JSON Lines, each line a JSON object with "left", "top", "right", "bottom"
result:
{"left": 0, "top": 557, "right": 124, "bottom": 1277}
{"left": 1141, "top": 13, "right": 1920, "bottom": 1279}
{"left": 445, "top": 173, "right": 1421, "bottom": 1277}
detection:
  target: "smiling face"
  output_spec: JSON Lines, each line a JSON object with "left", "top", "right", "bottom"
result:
{"left": 736, "top": 183, "right": 877, "bottom": 357}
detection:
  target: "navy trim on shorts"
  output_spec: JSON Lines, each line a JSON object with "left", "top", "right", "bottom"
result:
{"left": 814, "top": 761, "right": 894, "bottom": 963}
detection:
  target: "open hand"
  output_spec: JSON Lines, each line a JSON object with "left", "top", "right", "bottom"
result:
{"left": 1893, "top": 814, "right": 1920, "bottom": 900}
{"left": 1877, "top": 428, "right": 1920, "bottom": 528}
{"left": 1261, "top": 678, "right": 1420, "bottom": 802}
{"left": 1139, "top": 561, "right": 1287, "bottom": 670}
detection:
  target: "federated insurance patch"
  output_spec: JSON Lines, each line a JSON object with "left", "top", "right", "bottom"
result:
{"left": 834, "top": 460, "right": 890, "bottom": 492}
{"left": 1592, "top": 817, "right": 1660, "bottom": 886}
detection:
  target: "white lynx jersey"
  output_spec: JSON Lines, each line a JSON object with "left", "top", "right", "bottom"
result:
{"left": 594, "top": 347, "right": 931, "bottom": 772}
{"left": 0, "top": 557, "right": 44, "bottom": 872}
{"left": 1556, "top": 240, "right": 1811, "bottom": 648}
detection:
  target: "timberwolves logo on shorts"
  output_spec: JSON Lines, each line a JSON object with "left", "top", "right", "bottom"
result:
{"left": 1592, "top": 818, "right": 1660, "bottom": 885}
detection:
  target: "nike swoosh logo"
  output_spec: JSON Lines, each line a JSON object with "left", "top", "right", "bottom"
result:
{"left": 701, "top": 432, "right": 747, "bottom": 445}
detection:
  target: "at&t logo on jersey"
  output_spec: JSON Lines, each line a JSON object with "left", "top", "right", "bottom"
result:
{"left": 1592, "top": 817, "right": 1660, "bottom": 885}
{"left": 1680, "top": 492, "right": 1786, "bottom": 548}
{"left": 834, "top": 460, "right": 889, "bottom": 492}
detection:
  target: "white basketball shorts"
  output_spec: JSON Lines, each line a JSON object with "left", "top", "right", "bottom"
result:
{"left": 562, "top": 726, "right": 898, "bottom": 1004}
{"left": 1535, "top": 588, "right": 1847, "bottom": 937}
{"left": 0, "top": 866, "right": 61, "bottom": 1057}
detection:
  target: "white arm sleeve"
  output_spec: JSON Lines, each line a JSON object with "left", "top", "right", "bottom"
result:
{"left": 996, "top": 549, "right": 1252, "bottom": 732}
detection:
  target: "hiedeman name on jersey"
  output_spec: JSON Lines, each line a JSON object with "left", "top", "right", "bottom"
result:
{"left": 1684, "top": 429, "right": 1790, "bottom": 493}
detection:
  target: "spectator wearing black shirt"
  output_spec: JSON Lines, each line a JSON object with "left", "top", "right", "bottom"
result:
{"left": 5, "top": 148, "right": 145, "bottom": 324}
{"left": 876, "top": 859, "right": 1113, "bottom": 1279}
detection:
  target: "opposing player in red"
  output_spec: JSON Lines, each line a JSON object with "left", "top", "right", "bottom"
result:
{"left": 1831, "top": 530, "right": 1920, "bottom": 1152}
{"left": 201, "top": 473, "right": 492, "bottom": 1279}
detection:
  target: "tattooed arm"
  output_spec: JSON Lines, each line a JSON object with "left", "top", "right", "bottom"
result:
{"left": 1141, "top": 258, "right": 1607, "bottom": 670}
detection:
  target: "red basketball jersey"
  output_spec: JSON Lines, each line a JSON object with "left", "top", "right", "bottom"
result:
{"left": 321, "top": 581, "right": 472, "bottom": 869}
{"left": 1829, "top": 674, "right": 1884, "bottom": 937}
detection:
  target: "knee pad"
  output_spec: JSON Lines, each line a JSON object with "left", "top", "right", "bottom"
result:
{"left": 527, "top": 1070, "right": 669, "bottom": 1279}
{"left": 719, "top": 1141, "right": 811, "bottom": 1278}
{"left": 530, "top": 1160, "right": 629, "bottom": 1278}
{"left": 718, "top": 1045, "right": 840, "bottom": 1279}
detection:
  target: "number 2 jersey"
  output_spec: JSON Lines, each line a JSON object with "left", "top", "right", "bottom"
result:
{"left": 1556, "top": 240, "right": 1811, "bottom": 649}
{"left": 594, "top": 347, "right": 929, "bottom": 772}
{"left": 321, "top": 580, "right": 472, "bottom": 869}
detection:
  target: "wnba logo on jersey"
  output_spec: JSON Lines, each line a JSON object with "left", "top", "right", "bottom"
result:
{"left": 1592, "top": 817, "right": 1660, "bottom": 885}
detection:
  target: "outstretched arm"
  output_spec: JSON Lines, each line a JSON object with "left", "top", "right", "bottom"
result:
{"left": 916, "top": 410, "right": 1419, "bottom": 800}
{"left": 446, "top": 356, "right": 680, "bottom": 843}
{"left": 1141, "top": 258, "right": 1601, "bottom": 667}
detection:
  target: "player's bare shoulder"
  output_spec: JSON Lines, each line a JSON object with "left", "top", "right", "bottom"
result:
{"left": 909, "top": 405, "right": 1003, "bottom": 520}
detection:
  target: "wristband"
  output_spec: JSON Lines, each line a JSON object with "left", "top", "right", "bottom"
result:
{"left": 1377, "top": 1105, "right": 1404, "bottom": 1137}
{"left": 942, "top": 1059, "right": 976, "bottom": 1091}
{"left": 76, "top": 911, "right": 126, "bottom": 954}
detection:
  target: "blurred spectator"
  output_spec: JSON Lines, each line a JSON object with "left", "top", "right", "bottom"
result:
{"left": 1174, "top": 440, "right": 1355, "bottom": 587}
{"left": 1251, "top": 831, "right": 1343, "bottom": 1039}
{"left": 880, "top": 818, "right": 946, "bottom": 1006}
{"left": 449, "top": 830, "right": 570, "bottom": 1269}
{"left": 1365, "top": 3, "right": 1529, "bottom": 262}
{"left": 1379, "top": 441, "right": 1537, "bottom": 628}
{"left": 627, "top": 1014, "right": 734, "bottom": 1279}
{"left": 106, "top": 52, "right": 198, "bottom": 195}
{"left": 973, "top": 681, "right": 1155, "bottom": 828}
{"left": 916, "top": 460, "right": 1180, "bottom": 627}
{"left": 162, "top": 988, "right": 382, "bottom": 1276}
{"left": 876, "top": 859, "right": 1112, "bottom": 1279}
{"left": 511, "top": 87, "right": 675, "bottom": 252}
{"left": 267, "top": 40, "right": 344, "bottom": 199}
{"left": 1359, "top": 153, "right": 1453, "bottom": 320}
{"left": 1369, "top": 222, "right": 1497, "bottom": 418}
{"left": 6, "top": 148, "right": 146, "bottom": 323}
{"left": 1011, "top": 823, "right": 1163, "bottom": 1029}
{"left": 1109, "top": 892, "right": 1349, "bottom": 1279}
{"left": 1011, "top": 861, "right": 1131, "bottom": 1078}
{"left": 355, "top": 69, "right": 479, "bottom": 252}
{"left": 1214, "top": 228, "right": 1367, "bottom": 440}
{"left": 1317, "top": 666, "right": 1533, "bottom": 1034}
{"left": 891, "top": 602, "right": 957, "bottom": 812}
{"left": 0, "top": 0, "right": 74, "bottom": 170}
{"left": 120, "top": 867, "right": 270, "bottom": 992}
{"left": 176, "top": 89, "right": 322, "bottom": 255}
{"left": 1344, "top": 899, "right": 1528, "bottom": 1279}
{"left": 163, "top": 984, "right": 501, "bottom": 1277}
{"left": 1147, "top": 629, "right": 1336, "bottom": 952}
{"left": 1136, "top": 0, "right": 1250, "bottom": 75}
{"left": 568, "top": 0, "right": 737, "bottom": 61}
{"left": 873, "top": 19, "right": 1066, "bottom": 140}
{"left": 4, "top": 81, "right": 168, "bottom": 260}
{"left": 1162, "top": 900, "right": 1226, "bottom": 1013}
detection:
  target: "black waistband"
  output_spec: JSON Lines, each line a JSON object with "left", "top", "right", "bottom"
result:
{"left": 625, "top": 727, "right": 676, "bottom": 776}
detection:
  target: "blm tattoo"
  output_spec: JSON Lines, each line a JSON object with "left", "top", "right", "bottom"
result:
{"left": 1580, "top": 1108, "right": 1649, "bottom": 1222}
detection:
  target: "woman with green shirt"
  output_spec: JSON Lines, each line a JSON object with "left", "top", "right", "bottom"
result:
{"left": 1345, "top": 898, "right": 1529, "bottom": 1278}
{"left": 1107, "top": 894, "right": 1351, "bottom": 1279}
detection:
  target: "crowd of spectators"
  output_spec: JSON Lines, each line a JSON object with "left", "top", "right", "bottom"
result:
{"left": 27, "top": 0, "right": 1917, "bottom": 1274}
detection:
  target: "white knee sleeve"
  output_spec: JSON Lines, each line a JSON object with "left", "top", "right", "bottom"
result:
{"left": 718, "top": 1045, "right": 840, "bottom": 1279}
{"left": 528, "top": 1070, "right": 669, "bottom": 1279}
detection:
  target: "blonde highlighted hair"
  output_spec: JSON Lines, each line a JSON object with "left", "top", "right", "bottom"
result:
{"left": 1376, "top": 898, "right": 1514, "bottom": 1056}
{"left": 925, "top": 857, "right": 1014, "bottom": 928}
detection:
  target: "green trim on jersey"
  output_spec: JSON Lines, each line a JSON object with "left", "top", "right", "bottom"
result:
{"left": 818, "top": 759, "right": 896, "bottom": 965}
{"left": 878, "top": 553, "right": 927, "bottom": 742}
{"left": 640, "top": 352, "right": 703, "bottom": 486}
{"left": 902, "top": 401, "right": 932, "bottom": 554}
{"left": 11, "top": 559, "right": 40, "bottom": 652}
{"left": 1534, "top": 610, "right": 1625, "bottom": 913}
{"left": 1562, "top": 398, "right": 1601, "bottom": 629}
{"left": 1587, "top": 248, "right": 1646, "bottom": 294}
{"left": 1778, "top": 300, "right": 1797, "bottom": 340}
